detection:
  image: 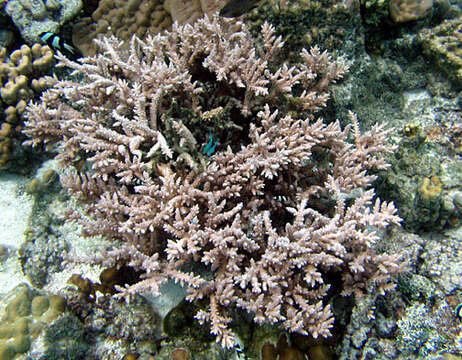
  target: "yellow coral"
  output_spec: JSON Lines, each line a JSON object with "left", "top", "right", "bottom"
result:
{"left": 420, "top": 176, "right": 442, "bottom": 201}
{"left": 0, "top": 123, "right": 12, "bottom": 138}
{"left": 0, "top": 284, "right": 67, "bottom": 359}
{"left": 0, "top": 44, "right": 54, "bottom": 170}
{"left": 1, "top": 74, "right": 31, "bottom": 104}
{"left": 389, "top": 0, "right": 433, "bottom": 23}
{"left": 31, "top": 44, "right": 54, "bottom": 71}
{"left": 0, "top": 140, "right": 11, "bottom": 166}
{"left": 0, "top": 44, "right": 54, "bottom": 104}
{"left": 5, "top": 100, "right": 27, "bottom": 124}
{"left": 9, "top": 45, "right": 33, "bottom": 75}
{"left": 404, "top": 122, "right": 422, "bottom": 137}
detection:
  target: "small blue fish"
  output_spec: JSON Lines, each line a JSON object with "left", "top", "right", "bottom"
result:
{"left": 207, "top": 140, "right": 219, "bottom": 156}
{"left": 39, "top": 32, "right": 75, "bottom": 55}
{"left": 456, "top": 303, "right": 462, "bottom": 320}
{"left": 203, "top": 135, "right": 213, "bottom": 155}
{"left": 202, "top": 132, "right": 220, "bottom": 156}
{"left": 234, "top": 341, "right": 254, "bottom": 359}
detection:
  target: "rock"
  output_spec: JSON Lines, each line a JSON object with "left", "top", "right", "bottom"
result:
{"left": 5, "top": 0, "right": 82, "bottom": 44}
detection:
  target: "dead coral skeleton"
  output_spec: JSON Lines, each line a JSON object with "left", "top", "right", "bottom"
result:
{"left": 24, "top": 15, "right": 404, "bottom": 347}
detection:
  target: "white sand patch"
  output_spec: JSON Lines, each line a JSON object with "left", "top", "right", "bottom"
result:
{"left": 0, "top": 173, "right": 33, "bottom": 295}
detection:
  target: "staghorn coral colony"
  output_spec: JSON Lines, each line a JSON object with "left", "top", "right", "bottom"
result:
{"left": 1, "top": 0, "right": 462, "bottom": 358}
{"left": 23, "top": 15, "right": 405, "bottom": 348}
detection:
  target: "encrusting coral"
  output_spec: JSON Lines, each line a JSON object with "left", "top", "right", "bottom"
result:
{"left": 419, "top": 17, "right": 462, "bottom": 85}
{"left": 23, "top": 15, "right": 404, "bottom": 347}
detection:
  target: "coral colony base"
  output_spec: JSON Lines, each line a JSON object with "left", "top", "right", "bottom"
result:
{"left": 23, "top": 15, "right": 405, "bottom": 347}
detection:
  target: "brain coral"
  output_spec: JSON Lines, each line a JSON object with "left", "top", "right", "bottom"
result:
{"left": 72, "top": 0, "right": 172, "bottom": 56}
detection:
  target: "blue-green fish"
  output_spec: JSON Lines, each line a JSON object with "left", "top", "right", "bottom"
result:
{"left": 40, "top": 32, "right": 75, "bottom": 55}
